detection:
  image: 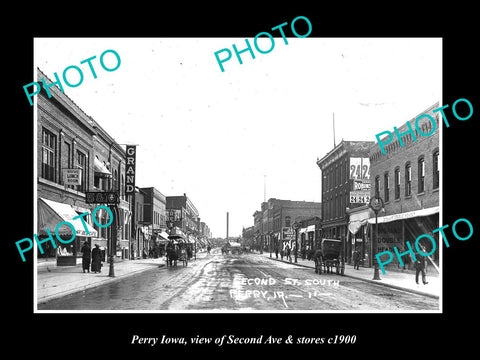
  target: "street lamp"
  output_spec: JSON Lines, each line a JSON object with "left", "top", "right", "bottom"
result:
{"left": 269, "top": 233, "right": 272, "bottom": 258}
{"left": 107, "top": 204, "right": 117, "bottom": 277}
{"left": 369, "top": 195, "right": 384, "bottom": 280}
{"left": 293, "top": 222, "right": 299, "bottom": 263}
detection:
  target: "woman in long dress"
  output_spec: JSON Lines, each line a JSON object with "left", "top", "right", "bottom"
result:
{"left": 91, "top": 244, "right": 102, "bottom": 273}
{"left": 80, "top": 241, "right": 91, "bottom": 273}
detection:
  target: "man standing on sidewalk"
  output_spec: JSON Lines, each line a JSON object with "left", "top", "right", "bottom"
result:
{"left": 414, "top": 255, "right": 428, "bottom": 285}
{"left": 285, "top": 244, "right": 292, "bottom": 262}
{"left": 353, "top": 249, "right": 361, "bottom": 270}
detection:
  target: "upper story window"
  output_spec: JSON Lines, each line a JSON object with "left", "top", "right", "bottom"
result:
{"left": 384, "top": 172, "right": 389, "bottom": 202}
{"left": 42, "top": 129, "right": 56, "bottom": 182}
{"left": 418, "top": 156, "right": 425, "bottom": 193}
{"left": 433, "top": 151, "right": 439, "bottom": 190}
{"left": 76, "top": 150, "right": 87, "bottom": 193}
{"left": 405, "top": 162, "right": 412, "bottom": 197}
{"left": 394, "top": 167, "right": 401, "bottom": 200}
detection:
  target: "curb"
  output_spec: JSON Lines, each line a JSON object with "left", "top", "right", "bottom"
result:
{"left": 262, "top": 255, "right": 439, "bottom": 300}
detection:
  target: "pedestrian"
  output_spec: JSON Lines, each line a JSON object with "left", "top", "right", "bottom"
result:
{"left": 280, "top": 247, "right": 284, "bottom": 260}
{"left": 414, "top": 253, "right": 428, "bottom": 285}
{"left": 80, "top": 241, "right": 91, "bottom": 273}
{"left": 91, "top": 244, "right": 102, "bottom": 273}
{"left": 275, "top": 246, "right": 279, "bottom": 259}
{"left": 353, "top": 249, "right": 361, "bottom": 270}
{"left": 286, "top": 244, "right": 291, "bottom": 262}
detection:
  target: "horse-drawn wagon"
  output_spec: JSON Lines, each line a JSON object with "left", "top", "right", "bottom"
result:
{"left": 312, "top": 238, "right": 345, "bottom": 275}
{"left": 166, "top": 232, "right": 188, "bottom": 268}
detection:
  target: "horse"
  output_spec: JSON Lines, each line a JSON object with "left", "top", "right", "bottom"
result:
{"left": 309, "top": 249, "right": 320, "bottom": 274}
{"left": 166, "top": 243, "right": 178, "bottom": 267}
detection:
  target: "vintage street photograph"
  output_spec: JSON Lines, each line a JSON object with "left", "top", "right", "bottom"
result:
{"left": 32, "top": 37, "right": 442, "bottom": 312}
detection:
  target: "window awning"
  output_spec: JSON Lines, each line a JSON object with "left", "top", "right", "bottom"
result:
{"left": 348, "top": 220, "right": 368, "bottom": 235}
{"left": 307, "top": 225, "right": 316, "bottom": 232}
{"left": 94, "top": 156, "right": 112, "bottom": 177}
{"left": 348, "top": 207, "right": 372, "bottom": 235}
{"left": 367, "top": 206, "right": 439, "bottom": 225}
{"left": 159, "top": 231, "right": 170, "bottom": 241}
{"left": 38, "top": 198, "right": 98, "bottom": 237}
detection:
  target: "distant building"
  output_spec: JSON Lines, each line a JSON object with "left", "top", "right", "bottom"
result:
{"left": 139, "top": 187, "right": 167, "bottom": 257}
{"left": 252, "top": 198, "right": 322, "bottom": 256}
{"left": 166, "top": 193, "right": 200, "bottom": 237}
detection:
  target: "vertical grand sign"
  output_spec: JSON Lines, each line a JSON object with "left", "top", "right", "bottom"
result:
{"left": 125, "top": 145, "right": 136, "bottom": 195}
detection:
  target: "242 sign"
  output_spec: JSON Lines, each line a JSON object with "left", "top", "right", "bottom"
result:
{"left": 349, "top": 157, "right": 370, "bottom": 180}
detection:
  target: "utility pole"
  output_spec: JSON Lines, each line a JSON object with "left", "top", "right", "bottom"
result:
{"left": 264, "top": 174, "right": 266, "bottom": 203}
{"left": 333, "top": 112, "right": 336, "bottom": 148}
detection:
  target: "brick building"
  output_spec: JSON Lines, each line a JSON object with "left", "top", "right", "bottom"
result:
{"left": 316, "top": 140, "right": 374, "bottom": 261}
{"left": 252, "top": 198, "right": 322, "bottom": 255}
{"left": 369, "top": 102, "right": 440, "bottom": 270}
{"left": 166, "top": 193, "right": 200, "bottom": 244}
{"left": 36, "top": 68, "right": 132, "bottom": 265}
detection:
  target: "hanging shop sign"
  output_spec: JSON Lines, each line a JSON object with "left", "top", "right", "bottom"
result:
{"left": 125, "top": 145, "right": 136, "bottom": 195}
{"left": 63, "top": 168, "right": 82, "bottom": 185}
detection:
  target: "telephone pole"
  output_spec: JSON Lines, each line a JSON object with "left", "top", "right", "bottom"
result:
{"left": 226, "top": 212, "right": 229, "bottom": 240}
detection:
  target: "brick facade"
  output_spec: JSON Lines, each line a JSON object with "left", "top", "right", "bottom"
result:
{"left": 369, "top": 102, "right": 440, "bottom": 268}
{"left": 37, "top": 68, "right": 132, "bottom": 262}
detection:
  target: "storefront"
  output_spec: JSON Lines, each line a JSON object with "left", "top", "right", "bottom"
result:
{"left": 281, "top": 227, "right": 295, "bottom": 251}
{"left": 37, "top": 197, "right": 98, "bottom": 266}
{"left": 347, "top": 205, "right": 371, "bottom": 266}
{"left": 367, "top": 206, "right": 440, "bottom": 270}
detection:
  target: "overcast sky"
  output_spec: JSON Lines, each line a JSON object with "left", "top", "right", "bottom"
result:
{"left": 34, "top": 37, "right": 442, "bottom": 238}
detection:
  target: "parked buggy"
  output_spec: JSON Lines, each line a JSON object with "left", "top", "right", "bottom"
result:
{"left": 312, "top": 238, "right": 345, "bottom": 275}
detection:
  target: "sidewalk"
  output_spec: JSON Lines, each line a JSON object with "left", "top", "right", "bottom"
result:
{"left": 37, "top": 257, "right": 168, "bottom": 304}
{"left": 256, "top": 252, "right": 441, "bottom": 299}
{"left": 37, "top": 250, "right": 211, "bottom": 304}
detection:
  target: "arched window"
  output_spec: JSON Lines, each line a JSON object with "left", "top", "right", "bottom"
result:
{"left": 418, "top": 156, "right": 425, "bottom": 193}
{"left": 433, "top": 150, "right": 439, "bottom": 189}
{"left": 394, "top": 167, "right": 400, "bottom": 199}
{"left": 113, "top": 169, "right": 118, "bottom": 191}
{"left": 405, "top": 162, "right": 412, "bottom": 196}
{"left": 384, "top": 172, "right": 390, "bottom": 202}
